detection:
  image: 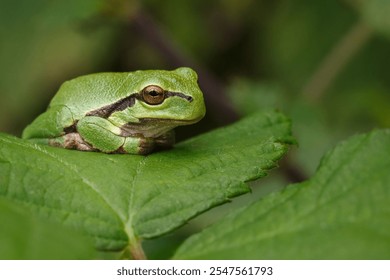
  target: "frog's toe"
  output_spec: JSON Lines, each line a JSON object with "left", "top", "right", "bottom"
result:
{"left": 118, "top": 137, "right": 155, "bottom": 155}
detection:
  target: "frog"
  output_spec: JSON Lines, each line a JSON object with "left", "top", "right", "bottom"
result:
{"left": 22, "top": 67, "right": 206, "bottom": 155}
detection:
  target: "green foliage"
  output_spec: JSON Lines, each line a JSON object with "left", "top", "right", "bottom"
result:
{"left": 0, "top": 110, "right": 292, "bottom": 254}
{"left": 0, "top": 197, "right": 96, "bottom": 259}
{"left": 174, "top": 129, "right": 390, "bottom": 259}
{"left": 1, "top": 0, "right": 389, "bottom": 260}
{"left": 0, "top": 0, "right": 109, "bottom": 134}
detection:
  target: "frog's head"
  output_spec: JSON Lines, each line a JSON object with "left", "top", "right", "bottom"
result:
{"left": 126, "top": 67, "right": 206, "bottom": 125}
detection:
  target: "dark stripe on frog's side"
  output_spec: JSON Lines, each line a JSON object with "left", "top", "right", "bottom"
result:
{"left": 63, "top": 122, "right": 78, "bottom": 133}
{"left": 86, "top": 94, "right": 136, "bottom": 118}
{"left": 164, "top": 91, "right": 193, "bottom": 102}
{"left": 62, "top": 91, "right": 192, "bottom": 134}
{"left": 86, "top": 91, "right": 193, "bottom": 119}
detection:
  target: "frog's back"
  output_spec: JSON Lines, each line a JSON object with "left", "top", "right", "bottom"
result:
{"left": 23, "top": 72, "right": 133, "bottom": 139}
{"left": 50, "top": 72, "right": 134, "bottom": 117}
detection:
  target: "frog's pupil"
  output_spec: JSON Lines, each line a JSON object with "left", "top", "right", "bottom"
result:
{"left": 150, "top": 90, "right": 158, "bottom": 96}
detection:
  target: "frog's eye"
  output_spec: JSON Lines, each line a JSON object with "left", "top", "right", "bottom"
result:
{"left": 142, "top": 85, "right": 166, "bottom": 105}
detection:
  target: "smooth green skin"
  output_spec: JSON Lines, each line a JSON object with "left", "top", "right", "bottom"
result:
{"left": 22, "top": 67, "right": 206, "bottom": 154}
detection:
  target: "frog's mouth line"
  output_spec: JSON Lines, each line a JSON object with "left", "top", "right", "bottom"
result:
{"left": 86, "top": 91, "right": 193, "bottom": 119}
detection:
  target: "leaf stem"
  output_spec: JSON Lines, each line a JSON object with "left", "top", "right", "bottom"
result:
{"left": 302, "top": 20, "right": 373, "bottom": 102}
{"left": 129, "top": 238, "right": 147, "bottom": 260}
{"left": 124, "top": 223, "right": 147, "bottom": 260}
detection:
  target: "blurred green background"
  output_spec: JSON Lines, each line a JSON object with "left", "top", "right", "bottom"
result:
{"left": 1, "top": 0, "right": 389, "bottom": 259}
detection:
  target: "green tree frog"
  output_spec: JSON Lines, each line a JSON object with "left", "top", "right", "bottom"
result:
{"left": 22, "top": 67, "right": 206, "bottom": 155}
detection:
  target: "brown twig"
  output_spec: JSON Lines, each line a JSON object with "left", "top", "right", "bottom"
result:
{"left": 280, "top": 156, "right": 307, "bottom": 183}
{"left": 130, "top": 9, "right": 240, "bottom": 125}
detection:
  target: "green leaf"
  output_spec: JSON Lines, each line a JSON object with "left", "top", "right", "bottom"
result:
{"left": 174, "top": 129, "right": 390, "bottom": 259}
{"left": 0, "top": 197, "right": 96, "bottom": 259}
{"left": 0, "top": 110, "right": 293, "bottom": 253}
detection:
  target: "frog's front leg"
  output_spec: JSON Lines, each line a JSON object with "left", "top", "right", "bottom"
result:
{"left": 71, "top": 116, "right": 154, "bottom": 154}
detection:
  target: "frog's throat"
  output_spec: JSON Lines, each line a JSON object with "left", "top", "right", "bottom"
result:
{"left": 119, "top": 118, "right": 200, "bottom": 138}
{"left": 86, "top": 91, "right": 193, "bottom": 119}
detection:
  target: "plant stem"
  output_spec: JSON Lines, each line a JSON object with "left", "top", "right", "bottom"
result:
{"left": 129, "top": 238, "right": 147, "bottom": 260}
{"left": 124, "top": 221, "right": 147, "bottom": 260}
{"left": 302, "top": 20, "right": 373, "bottom": 102}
